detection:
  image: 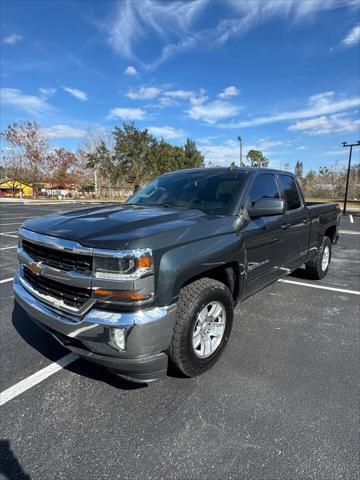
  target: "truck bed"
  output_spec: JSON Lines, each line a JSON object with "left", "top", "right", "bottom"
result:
{"left": 306, "top": 201, "right": 340, "bottom": 219}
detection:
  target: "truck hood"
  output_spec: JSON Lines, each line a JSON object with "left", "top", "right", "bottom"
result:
{"left": 22, "top": 204, "right": 208, "bottom": 249}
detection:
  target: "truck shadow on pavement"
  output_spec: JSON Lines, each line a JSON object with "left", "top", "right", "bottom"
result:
{"left": 0, "top": 440, "right": 31, "bottom": 480}
{"left": 290, "top": 267, "right": 316, "bottom": 280}
{"left": 11, "top": 303, "right": 146, "bottom": 391}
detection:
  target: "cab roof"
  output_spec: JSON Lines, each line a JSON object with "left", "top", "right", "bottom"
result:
{"left": 162, "top": 167, "right": 295, "bottom": 177}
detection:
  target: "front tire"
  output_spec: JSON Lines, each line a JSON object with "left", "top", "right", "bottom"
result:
{"left": 169, "top": 278, "right": 233, "bottom": 377}
{"left": 305, "top": 236, "right": 332, "bottom": 280}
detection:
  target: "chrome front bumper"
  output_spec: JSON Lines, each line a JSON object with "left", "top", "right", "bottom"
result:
{"left": 13, "top": 271, "right": 177, "bottom": 382}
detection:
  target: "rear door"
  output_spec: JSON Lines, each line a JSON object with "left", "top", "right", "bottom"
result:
{"left": 277, "top": 174, "right": 310, "bottom": 269}
{"left": 244, "top": 173, "right": 290, "bottom": 296}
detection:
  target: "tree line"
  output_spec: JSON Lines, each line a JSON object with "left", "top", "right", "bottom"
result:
{"left": 0, "top": 120, "right": 358, "bottom": 200}
{"left": 0, "top": 121, "right": 204, "bottom": 197}
{"left": 86, "top": 123, "right": 204, "bottom": 194}
{"left": 297, "top": 162, "right": 359, "bottom": 200}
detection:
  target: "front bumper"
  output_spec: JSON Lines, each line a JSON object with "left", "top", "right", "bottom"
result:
{"left": 13, "top": 271, "right": 177, "bottom": 383}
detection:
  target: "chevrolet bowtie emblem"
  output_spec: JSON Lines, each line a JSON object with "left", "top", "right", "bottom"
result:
{"left": 31, "top": 263, "right": 42, "bottom": 275}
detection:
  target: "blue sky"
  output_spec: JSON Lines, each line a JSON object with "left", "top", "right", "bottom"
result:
{"left": 1, "top": 0, "right": 359, "bottom": 172}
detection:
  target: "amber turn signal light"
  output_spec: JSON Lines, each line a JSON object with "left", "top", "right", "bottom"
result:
{"left": 137, "top": 256, "right": 152, "bottom": 269}
{"left": 93, "top": 289, "right": 151, "bottom": 302}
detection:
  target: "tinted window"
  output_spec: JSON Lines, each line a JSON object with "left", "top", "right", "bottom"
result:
{"left": 127, "top": 172, "right": 248, "bottom": 215}
{"left": 248, "top": 174, "right": 279, "bottom": 207}
{"left": 278, "top": 175, "right": 301, "bottom": 210}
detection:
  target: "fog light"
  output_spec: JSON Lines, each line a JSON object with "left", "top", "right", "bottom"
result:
{"left": 109, "top": 328, "right": 127, "bottom": 351}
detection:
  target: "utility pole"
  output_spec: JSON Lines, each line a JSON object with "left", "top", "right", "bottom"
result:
{"left": 237, "top": 136, "right": 243, "bottom": 167}
{"left": 342, "top": 141, "right": 360, "bottom": 215}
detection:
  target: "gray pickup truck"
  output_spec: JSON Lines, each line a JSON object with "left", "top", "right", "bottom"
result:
{"left": 14, "top": 168, "right": 340, "bottom": 383}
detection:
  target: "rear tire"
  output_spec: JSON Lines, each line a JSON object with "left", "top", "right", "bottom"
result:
{"left": 305, "top": 236, "right": 332, "bottom": 280}
{"left": 170, "top": 278, "right": 233, "bottom": 377}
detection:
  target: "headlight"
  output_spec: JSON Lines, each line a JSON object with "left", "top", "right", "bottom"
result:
{"left": 93, "top": 249, "right": 153, "bottom": 280}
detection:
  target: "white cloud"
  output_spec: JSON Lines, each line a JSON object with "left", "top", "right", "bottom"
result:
{"left": 297, "top": 145, "right": 306, "bottom": 150}
{"left": 62, "top": 86, "right": 88, "bottom": 101}
{"left": 147, "top": 126, "right": 184, "bottom": 139}
{"left": 200, "top": 136, "right": 294, "bottom": 166}
{"left": 151, "top": 89, "right": 196, "bottom": 108}
{"left": 187, "top": 99, "right": 242, "bottom": 124}
{"left": 189, "top": 92, "right": 208, "bottom": 106}
{"left": 288, "top": 114, "right": 360, "bottom": 135}
{"left": 104, "top": 0, "right": 207, "bottom": 66}
{"left": 108, "top": 107, "right": 146, "bottom": 120}
{"left": 0, "top": 88, "right": 53, "bottom": 115}
{"left": 127, "top": 86, "right": 162, "bottom": 100}
{"left": 41, "top": 124, "right": 86, "bottom": 138}
{"left": 200, "top": 140, "right": 239, "bottom": 165}
{"left": 220, "top": 92, "right": 360, "bottom": 128}
{"left": 341, "top": 24, "right": 360, "bottom": 46}
{"left": 218, "top": 86, "right": 240, "bottom": 98}
{"left": 124, "top": 65, "right": 138, "bottom": 76}
{"left": 164, "top": 89, "right": 195, "bottom": 99}
{"left": 38, "top": 87, "right": 56, "bottom": 98}
{"left": 257, "top": 138, "right": 286, "bottom": 149}
{"left": 155, "top": 97, "right": 179, "bottom": 108}
{"left": 100, "top": 0, "right": 356, "bottom": 69}
{"left": 4, "top": 34, "right": 23, "bottom": 45}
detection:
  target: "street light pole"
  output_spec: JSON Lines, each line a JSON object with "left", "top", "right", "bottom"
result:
{"left": 237, "top": 136, "right": 243, "bottom": 167}
{"left": 342, "top": 141, "right": 360, "bottom": 215}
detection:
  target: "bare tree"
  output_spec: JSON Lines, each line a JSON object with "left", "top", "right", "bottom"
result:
{"left": 82, "top": 129, "right": 114, "bottom": 197}
{"left": 47, "top": 148, "right": 80, "bottom": 196}
{"left": 1, "top": 121, "right": 48, "bottom": 197}
{"left": 0, "top": 145, "right": 26, "bottom": 196}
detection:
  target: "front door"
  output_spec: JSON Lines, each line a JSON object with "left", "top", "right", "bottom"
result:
{"left": 244, "top": 173, "right": 290, "bottom": 297}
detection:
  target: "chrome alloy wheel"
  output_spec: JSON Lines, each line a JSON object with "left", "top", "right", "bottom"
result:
{"left": 322, "top": 245, "right": 330, "bottom": 271}
{"left": 192, "top": 301, "right": 226, "bottom": 358}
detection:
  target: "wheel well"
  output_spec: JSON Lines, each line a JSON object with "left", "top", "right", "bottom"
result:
{"left": 325, "top": 225, "right": 337, "bottom": 243}
{"left": 181, "top": 263, "right": 239, "bottom": 301}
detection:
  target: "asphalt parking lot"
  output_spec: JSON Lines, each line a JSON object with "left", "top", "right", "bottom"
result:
{"left": 0, "top": 203, "right": 359, "bottom": 480}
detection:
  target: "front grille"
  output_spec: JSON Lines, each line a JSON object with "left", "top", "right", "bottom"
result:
{"left": 22, "top": 239, "right": 92, "bottom": 274}
{"left": 23, "top": 266, "right": 92, "bottom": 310}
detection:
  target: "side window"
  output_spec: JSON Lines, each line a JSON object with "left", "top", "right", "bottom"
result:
{"left": 248, "top": 174, "right": 280, "bottom": 207}
{"left": 278, "top": 175, "right": 301, "bottom": 210}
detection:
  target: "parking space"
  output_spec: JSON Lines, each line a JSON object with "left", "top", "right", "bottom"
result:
{"left": 0, "top": 204, "right": 359, "bottom": 480}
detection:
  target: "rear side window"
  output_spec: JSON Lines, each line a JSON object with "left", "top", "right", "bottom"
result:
{"left": 278, "top": 175, "right": 301, "bottom": 210}
{"left": 248, "top": 174, "right": 280, "bottom": 207}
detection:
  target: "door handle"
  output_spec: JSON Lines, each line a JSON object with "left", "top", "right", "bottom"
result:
{"left": 281, "top": 223, "right": 291, "bottom": 230}
{"left": 303, "top": 218, "right": 310, "bottom": 224}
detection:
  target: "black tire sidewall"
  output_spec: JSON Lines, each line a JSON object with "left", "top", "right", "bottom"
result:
{"left": 178, "top": 285, "right": 233, "bottom": 375}
{"left": 317, "top": 237, "right": 332, "bottom": 279}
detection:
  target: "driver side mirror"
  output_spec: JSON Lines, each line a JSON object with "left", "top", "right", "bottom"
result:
{"left": 248, "top": 198, "right": 285, "bottom": 218}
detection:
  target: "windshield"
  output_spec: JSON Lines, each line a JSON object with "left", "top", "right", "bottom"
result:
{"left": 127, "top": 171, "right": 248, "bottom": 215}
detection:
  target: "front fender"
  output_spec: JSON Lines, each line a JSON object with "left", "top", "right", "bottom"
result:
{"left": 156, "top": 233, "right": 246, "bottom": 305}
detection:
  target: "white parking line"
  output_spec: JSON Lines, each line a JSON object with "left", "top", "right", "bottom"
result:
{"left": 279, "top": 279, "right": 360, "bottom": 295}
{"left": 0, "top": 277, "right": 14, "bottom": 284}
{"left": 349, "top": 214, "right": 354, "bottom": 224}
{"left": 0, "top": 216, "right": 31, "bottom": 219}
{"left": 339, "top": 230, "right": 360, "bottom": 235}
{"left": 0, "top": 246, "right": 17, "bottom": 251}
{"left": 0, "top": 353, "right": 78, "bottom": 407}
{"left": 0, "top": 232, "right": 18, "bottom": 238}
{"left": 0, "top": 223, "right": 23, "bottom": 226}
{"left": 331, "top": 258, "right": 360, "bottom": 264}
